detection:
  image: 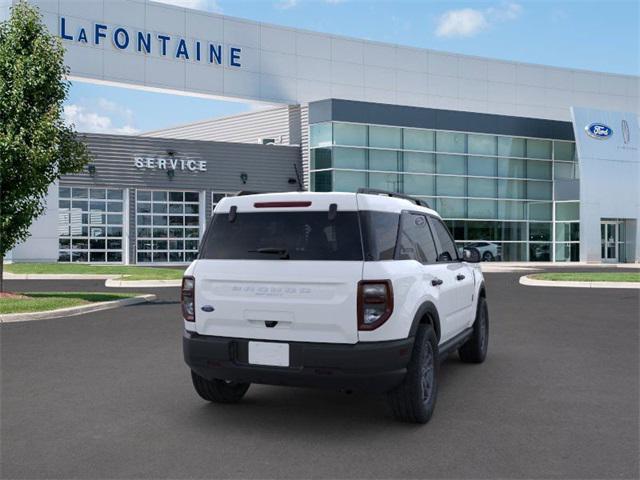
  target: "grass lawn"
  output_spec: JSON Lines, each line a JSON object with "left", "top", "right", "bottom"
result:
{"left": 5, "top": 263, "right": 184, "bottom": 281}
{"left": 530, "top": 272, "right": 640, "bottom": 283}
{"left": 0, "top": 292, "right": 139, "bottom": 315}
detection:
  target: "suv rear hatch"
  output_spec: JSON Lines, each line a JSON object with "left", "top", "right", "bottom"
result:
{"left": 193, "top": 194, "right": 363, "bottom": 344}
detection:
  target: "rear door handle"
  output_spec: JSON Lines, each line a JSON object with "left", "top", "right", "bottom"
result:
{"left": 456, "top": 274, "right": 466, "bottom": 281}
{"left": 431, "top": 278, "right": 443, "bottom": 286}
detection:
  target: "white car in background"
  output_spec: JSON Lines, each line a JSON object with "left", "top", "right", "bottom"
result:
{"left": 464, "top": 242, "right": 502, "bottom": 262}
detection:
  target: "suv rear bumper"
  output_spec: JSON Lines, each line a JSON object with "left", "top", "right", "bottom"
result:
{"left": 183, "top": 331, "right": 414, "bottom": 393}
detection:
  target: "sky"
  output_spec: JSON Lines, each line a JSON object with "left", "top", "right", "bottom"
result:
{"left": 63, "top": 0, "right": 640, "bottom": 135}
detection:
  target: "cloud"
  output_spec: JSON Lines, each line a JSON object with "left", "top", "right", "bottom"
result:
{"left": 275, "top": 0, "right": 298, "bottom": 9}
{"left": 152, "top": 0, "right": 222, "bottom": 13}
{"left": 435, "top": 2, "right": 522, "bottom": 38}
{"left": 64, "top": 100, "right": 139, "bottom": 135}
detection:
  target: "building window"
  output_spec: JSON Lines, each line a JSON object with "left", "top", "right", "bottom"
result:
{"left": 211, "top": 192, "right": 236, "bottom": 213}
{"left": 136, "top": 190, "right": 200, "bottom": 263}
{"left": 58, "top": 187, "right": 124, "bottom": 263}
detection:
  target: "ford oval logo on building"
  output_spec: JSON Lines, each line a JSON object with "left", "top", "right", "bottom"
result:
{"left": 585, "top": 123, "right": 613, "bottom": 139}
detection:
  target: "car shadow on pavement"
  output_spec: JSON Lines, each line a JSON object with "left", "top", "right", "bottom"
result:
{"left": 178, "top": 356, "right": 470, "bottom": 433}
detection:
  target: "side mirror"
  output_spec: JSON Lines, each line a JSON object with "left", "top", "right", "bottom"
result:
{"left": 462, "top": 247, "right": 481, "bottom": 263}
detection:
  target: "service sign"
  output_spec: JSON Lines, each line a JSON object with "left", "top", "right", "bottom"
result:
{"left": 134, "top": 156, "right": 207, "bottom": 172}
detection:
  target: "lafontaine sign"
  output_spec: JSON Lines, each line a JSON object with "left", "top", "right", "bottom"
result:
{"left": 59, "top": 17, "right": 242, "bottom": 68}
{"left": 134, "top": 156, "right": 207, "bottom": 172}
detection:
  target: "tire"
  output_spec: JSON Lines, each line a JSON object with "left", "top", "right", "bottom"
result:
{"left": 458, "top": 296, "right": 489, "bottom": 364}
{"left": 482, "top": 251, "right": 494, "bottom": 262}
{"left": 387, "top": 324, "right": 438, "bottom": 424}
{"left": 191, "top": 371, "right": 250, "bottom": 403}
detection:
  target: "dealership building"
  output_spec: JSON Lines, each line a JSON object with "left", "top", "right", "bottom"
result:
{"left": 4, "top": 0, "right": 639, "bottom": 264}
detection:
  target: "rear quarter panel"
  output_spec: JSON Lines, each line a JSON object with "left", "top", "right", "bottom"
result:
{"left": 359, "top": 260, "right": 439, "bottom": 342}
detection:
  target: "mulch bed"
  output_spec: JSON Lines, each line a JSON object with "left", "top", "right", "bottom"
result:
{"left": 0, "top": 292, "right": 29, "bottom": 299}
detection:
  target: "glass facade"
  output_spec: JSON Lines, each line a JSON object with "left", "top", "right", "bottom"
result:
{"left": 135, "top": 190, "right": 200, "bottom": 263}
{"left": 310, "top": 122, "right": 580, "bottom": 261}
{"left": 58, "top": 187, "right": 124, "bottom": 263}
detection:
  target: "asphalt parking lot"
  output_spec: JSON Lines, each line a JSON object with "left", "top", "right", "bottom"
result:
{"left": 2, "top": 268, "right": 639, "bottom": 479}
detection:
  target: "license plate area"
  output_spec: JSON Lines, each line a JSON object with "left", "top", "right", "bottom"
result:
{"left": 248, "top": 341, "right": 290, "bottom": 367}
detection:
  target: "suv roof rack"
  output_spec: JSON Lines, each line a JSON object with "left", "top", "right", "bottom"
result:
{"left": 356, "top": 188, "right": 430, "bottom": 209}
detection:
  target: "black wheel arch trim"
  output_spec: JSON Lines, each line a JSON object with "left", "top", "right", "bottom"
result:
{"left": 478, "top": 280, "right": 487, "bottom": 299}
{"left": 408, "top": 301, "right": 442, "bottom": 342}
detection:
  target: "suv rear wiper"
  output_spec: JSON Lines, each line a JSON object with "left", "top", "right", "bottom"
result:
{"left": 248, "top": 247, "right": 290, "bottom": 259}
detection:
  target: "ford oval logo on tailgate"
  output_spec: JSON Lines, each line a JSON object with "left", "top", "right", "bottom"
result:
{"left": 585, "top": 123, "right": 613, "bottom": 139}
{"left": 201, "top": 305, "right": 214, "bottom": 312}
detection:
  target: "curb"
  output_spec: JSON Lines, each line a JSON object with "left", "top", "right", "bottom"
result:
{"left": 0, "top": 294, "right": 157, "bottom": 323}
{"left": 519, "top": 275, "right": 640, "bottom": 289}
{"left": 5, "top": 273, "right": 181, "bottom": 288}
{"left": 105, "top": 279, "right": 181, "bottom": 288}
{"left": 4, "top": 273, "right": 119, "bottom": 280}
{"left": 481, "top": 265, "right": 543, "bottom": 273}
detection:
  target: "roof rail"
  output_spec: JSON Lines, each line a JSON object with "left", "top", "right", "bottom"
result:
{"left": 356, "top": 188, "right": 430, "bottom": 209}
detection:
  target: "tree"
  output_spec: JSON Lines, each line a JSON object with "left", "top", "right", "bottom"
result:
{"left": 0, "top": 1, "right": 90, "bottom": 291}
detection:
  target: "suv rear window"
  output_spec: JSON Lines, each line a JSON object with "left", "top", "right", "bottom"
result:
{"left": 200, "top": 211, "right": 363, "bottom": 261}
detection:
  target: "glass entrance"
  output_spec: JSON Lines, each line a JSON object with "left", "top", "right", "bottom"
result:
{"left": 601, "top": 221, "right": 618, "bottom": 262}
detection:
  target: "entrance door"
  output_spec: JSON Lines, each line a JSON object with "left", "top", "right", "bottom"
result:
{"left": 601, "top": 221, "right": 618, "bottom": 262}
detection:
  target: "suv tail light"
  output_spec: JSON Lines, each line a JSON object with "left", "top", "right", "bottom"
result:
{"left": 181, "top": 276, "right": 195, "bottom": 322}
{"left": 357, "top": 280, "right": 393, "bottom": 330}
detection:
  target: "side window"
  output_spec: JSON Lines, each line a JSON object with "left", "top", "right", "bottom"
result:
{"left": 429, "top": 217, "right": 459, "bottom": 262}
{"left": 360, "top": 211, "right": 400, "bottom": 261}
{"left": 396, "top": 212, "right": 438, "bottom": 263}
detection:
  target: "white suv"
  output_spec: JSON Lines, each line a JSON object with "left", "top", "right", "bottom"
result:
{"left": 182, "top": 189, "right": 489, "bottom": 423}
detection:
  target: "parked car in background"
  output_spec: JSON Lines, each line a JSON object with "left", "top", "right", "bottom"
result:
{"left": 464, "top": 242, "right": 502, "bottom": 261}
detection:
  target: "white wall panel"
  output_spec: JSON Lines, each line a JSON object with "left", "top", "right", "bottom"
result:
{"left": 223, "top": 19, "right": 259, "bottom": 48}
{"left": 296, "top": 32, "right": 331, "bottom": 59}
{"left": 516, "top": 64, "right": 546, "bottom": 87}
{"left": 145, "top": 2, "right": 185, "bottom": 36}
{"left": 488, "top": 61, "right": 516, "bottom": 84}
{"left": 487, "top": 81, "right": 516, "bottom": 104}
{"left": 185, "top": 62, "right": 223, "bottom": 94}
{"left": 364, "top": 43, "right": 396, "bottom": 68}
{"left": 260, "top": 25, "right": 296, "bottom": 54}
{"left": 260, "top": 50, "right": 296, "bottom": 77}
{"left": 39, "top": 0, "right": 638, "bottom": 121}
{"left": 296, "top": 56, "right": 332, "bottom": 83}
{"left": 331, "top": 37, "right": 363, "bottom": 64}
{"left": 428, "top": 74, "right": 458, "bottom": 98}
{"left": 145, "top": 56, "right": 185, "bottom": 89}
{"left": 458, "top": 57, "right": 487, "bottom": 80}
{"left": 186, "top": 12, "right": 223, "bottom": 41}
{"left": 104, "top": 50, "right": 145, "bottom": 83}
{"left": 428, "top": 52, "right": 458, "bottom": 77}
{"left": 223, "top": 69, "right": 260, "bottom": 98}
{"left": 331, "top": 61, "right": 364, "bottom": 86}
{"left": 364, "top": 65, "right": 395, "bottom": 90}
{"left": 573, "top": 71, "right": 601, "bottom": 93}
{"left": 104, "top": 0, "right": 145, "bottom": 28}
{"left": 396, "top": 71, "right": 428, "bottom": 94}
{"left": 59, "top": 0, "right": 103, "bottom": 21}
{"left": 545, "top": 68, "right": 573, "bottom": 90}
{"left": 459, "top": 78, "right": 487, "bottom": 101}
{"left": 396, "top": 47, "right": 428, "bottom": 73}
{"left": 297, "top": 80, "right": 331, "bottom": 102}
